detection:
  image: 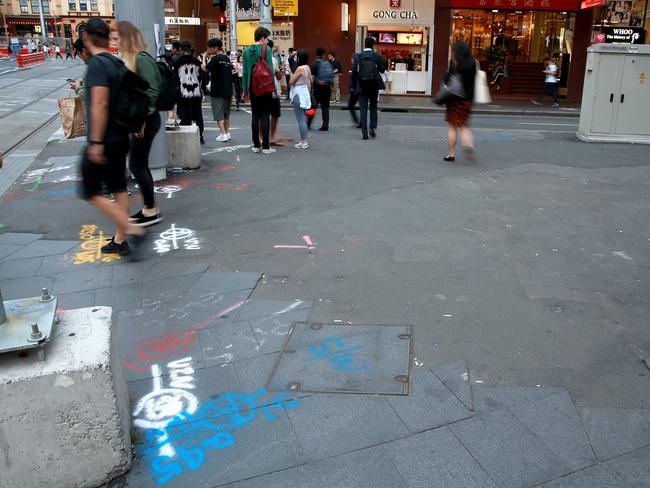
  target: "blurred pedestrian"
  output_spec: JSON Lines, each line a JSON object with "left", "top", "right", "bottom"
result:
{"left": 286, "top": 47, "right": 297, "bottom": 100}
{"left": 173, "top": 41, "right": 205, "bottom": 144}
{"left": 65, "top": 41, "right": 73, "bottom": 60}
{"left": 54, "top": 44, "right": 63, "bottom": 60}
{"left": 267, "top": 39, "right": 283, "bottom": 145}
{"left": 80, "top": 18, "right": 144, "bottom": 256}
{"left": 532, "top": 57, "right": 559, "bottom": 107}
{"left": 351, "top": 36, "right": 385, "bottom": 140}
{"left": 443, "top": 41, "right": 476, "bottom": 162}
{"left": 70, "top": 36, "right": 90, "bottom": 100}
{"left": 242, "top": 26, "right": 275, "bottom": 154}
{"left": 309, "top": 47, "right": 333, "bottom": 131}
{"left": 329, "top": 51, "right": 342, "bottom": 102}
{"left": 206, "top": 37, "right": 233, "bottom": 142}
{"left": 289, "top": 49, "right": 312, "bottom": 149}
{"left": 113, "top": 21, "right": 164, "bottom": 227}
{"left": 233, "top": 54, "right": 243, "bottom": 110}
{"left": 347, "top": 57, "right": 360, "bottom": 127}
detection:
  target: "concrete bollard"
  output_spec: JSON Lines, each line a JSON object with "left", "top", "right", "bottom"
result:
{"left": 166, "top": 124, "right": 201, "bottom": 170}
{"left": 0, "top": 307, "right": 132, "bottom": 488}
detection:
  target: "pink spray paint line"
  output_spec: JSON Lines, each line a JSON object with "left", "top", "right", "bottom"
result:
{"left": 236, "top": 155, "right": 241, "bottom": 162}
{"left": 273, "top": 235, "right": 315, "bottom": 250}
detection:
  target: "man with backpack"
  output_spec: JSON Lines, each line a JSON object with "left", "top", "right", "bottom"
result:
{"left": 242, "top": 27, "right": 275, "bottom": 154}
{"left": 351, "top": 37, "right": 385, "bottom": 140}
{"left": 309, "top": 47, "right": 334, "bottom": 131}
{"left": 80, "top": 18, "right": 145, "bottom": 256}
{"left": 206, "top": 38, "right": 233, "bottom": 142}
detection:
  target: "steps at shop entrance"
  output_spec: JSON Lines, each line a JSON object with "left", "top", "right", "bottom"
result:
{"left": 508, "top": 62, "right": 545, "bottom": 95}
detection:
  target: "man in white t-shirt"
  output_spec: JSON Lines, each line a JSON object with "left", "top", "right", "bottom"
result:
{"left": 532, "top": 57, "right": 559, "bottom": 107}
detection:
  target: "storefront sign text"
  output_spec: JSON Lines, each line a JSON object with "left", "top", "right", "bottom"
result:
{"left": 601, "top": 27, "right": 646, "bottom": 44}
{"left": 165, "top": 17, "right": 201, "bottom": 25}
{"left": 449, "top": 0, "right": 580, "bottom": 11}
{"left": 372, "top": 9, "right": 418, "bottom": 19}
{"left": 273, "top": 0, "right": 298, "bottom": 16}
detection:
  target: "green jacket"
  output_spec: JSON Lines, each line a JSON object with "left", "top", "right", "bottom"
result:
{"left": 242, "top": 43, "right": 274, "bottom": 95}
{"left": 136, "top": 52, "right": 161, "bottom": 114}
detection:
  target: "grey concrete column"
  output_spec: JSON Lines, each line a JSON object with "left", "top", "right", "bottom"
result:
{"left": 229, "top": 0, "right": 238, "bottom": 52}
{"left": 0, "top": 289, "right": 6, "bottom": 325}
{"left": 260, "top": 0, "right": 273, "bottom": 36}
{"left": 114, "top": 0, "right": 168, "bottom": 181}
{"left": 37, "top": 0, "right": 47, "bottom": 42}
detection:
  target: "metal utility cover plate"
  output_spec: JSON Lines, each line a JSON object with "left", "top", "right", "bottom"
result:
{"left": 0, "top": 296, "right": 57, "bottom": 353}
{"left": 267, "top": 323, "right": 412, "bottom": 396}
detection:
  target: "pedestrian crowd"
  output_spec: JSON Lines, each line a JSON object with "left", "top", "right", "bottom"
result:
{"left": 1, "top": 17, "right": 492, "bottom": 259}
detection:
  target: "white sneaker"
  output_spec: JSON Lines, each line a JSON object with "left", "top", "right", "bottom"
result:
{"left": 226, "top": 132, "right": 232, "bottom": 141}
{"left": 262, "top": 148, "right": 277, "bottom": 154}
{"left": 294, "top": 142, "right": 309, "bottom": 149}
{"left": 252, "top": 147, "right": 262, "bottom": 153}
{"left": 216, "top": 134, "right": 228, "bottom": 142}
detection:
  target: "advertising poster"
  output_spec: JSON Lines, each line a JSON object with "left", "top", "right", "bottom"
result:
{"left": 603, "top": 0, "right": 645, "bottom": 26}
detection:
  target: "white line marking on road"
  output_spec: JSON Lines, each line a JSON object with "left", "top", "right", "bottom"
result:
{"left": 273, "top": 300, "right": 304, "bottom": 315}
{"left": 612, "top": 251, "right": 634, "bottom": 262}
{"left": 515, "top": 122, "right": 578, "bottom": 126}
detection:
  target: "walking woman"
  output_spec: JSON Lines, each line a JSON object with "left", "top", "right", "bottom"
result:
{"left": 113, "top": 21, "right": 164, "bottom": 226}
{"left": 288, "top": 49, "right": 312, "bottom": 149}
{"left": 233, "top": 54, "right": 243, "bottom": 111}
{"left": 444, "top": 41, "right": 476, "bottom": 162}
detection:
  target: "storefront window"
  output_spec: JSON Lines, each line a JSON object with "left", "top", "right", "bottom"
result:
{"left": 593, "top": 0, "right": 647, "bottom": 26}
{"left": 79, "top": 1, "right": 88, "bottom": 11}
{"left": 451, "top": 9, "right": 574, "bottom": 62}
{"left": 19, "top": 0, "right": 29, "bottom": 14}
{"left": 69, "top": 1, "right": 77, "bottom": 10}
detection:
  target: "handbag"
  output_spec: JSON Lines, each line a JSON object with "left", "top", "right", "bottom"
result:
{"left": 58, "top": 96, "right": 86, "bottom": 139}
{"left": 433, "top": 72, "right": 465, "bottom": 106}
{"left": 474, "top": 59, "right": 491, "bottom": 105}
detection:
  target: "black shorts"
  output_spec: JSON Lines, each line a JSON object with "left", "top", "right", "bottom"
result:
{"left": 80, "top": 139, "right": 129, "bottom": 200}
{"left": 271, "top": 98, "right": 281, "bottom": 118}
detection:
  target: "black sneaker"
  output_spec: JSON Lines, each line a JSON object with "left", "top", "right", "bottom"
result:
{"left": 369, "top": 128, "right": 376, "bottom": 138}
{"left": 129, "top": 210, "right": 144, "bottom": 222}
{"left": 101, "top": 238, "right": 131, "bottom": 256}
{"left": 200, "top": 137, "right": 206, "bottom": 145}
{"left": 132, "top": 213, "right": 163, "bottom": 227}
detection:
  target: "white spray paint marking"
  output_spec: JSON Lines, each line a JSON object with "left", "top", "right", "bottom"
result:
{"left": 202, "top": 143, "right": 253, "bottom": 156}
{"left": 154, "top": 185, "right": 182, "bottom": 199}
{"left": 273, "top": 300, "right": 304, "bottom": 315}
{"left": 612, "top": 251, "right": 634, "bottom": 262}
{"left": 153, "top": 224, "right": 201, "bottom": 254}
{"left": 461, "top": 372, "right": 469, "bottom": 381}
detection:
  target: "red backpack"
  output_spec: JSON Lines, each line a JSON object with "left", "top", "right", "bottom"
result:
{"left": 251, "top": 44, "right": 275, "bottom": 96}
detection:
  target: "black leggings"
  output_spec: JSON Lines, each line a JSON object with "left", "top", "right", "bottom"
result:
{"left": 129, "top": 112, "right": 161, "bottom": 209}
{"left": 251, "top": 91, "right": 272, "bottom": 149}
{"left": 177, "top": 97, "right": 204, "bottom": 137}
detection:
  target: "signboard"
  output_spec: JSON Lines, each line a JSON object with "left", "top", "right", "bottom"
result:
{"left": 273, "top": 0, "right": 298, "bottom": 16}
{"left": 449, "top": 0, "right": 581, "bottom": 11}
{"left": 601, "top": 26, "right": 646, "bottom": 43}
{"left": 231, "top": 0, "right": 261, "bottom": 20}
{"left": 165, "top": 17, "right": 201, "bottom": 25}
{"left": 357, "top": 0, "right": 434, "bottom": 26}
{"left": 580, "top": 0, "right": 605, "bottom": 8}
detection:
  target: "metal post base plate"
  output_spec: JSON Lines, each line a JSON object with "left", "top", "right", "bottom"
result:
{"left": 0, "top": 296, "right": 58, "bottom": 354}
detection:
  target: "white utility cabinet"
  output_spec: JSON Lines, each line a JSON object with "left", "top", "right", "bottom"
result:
{"left": 577, "top": 44, "right": 650, "bottom": 144}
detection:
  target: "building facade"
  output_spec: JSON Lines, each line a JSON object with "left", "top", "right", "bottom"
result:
{"left": 1, "top": 0, "right": 114, "bottom": 39}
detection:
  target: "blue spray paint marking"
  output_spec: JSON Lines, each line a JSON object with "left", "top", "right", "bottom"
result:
{"left": 47, "top": 187, "right": 78, "bottom": 197}
{"left": 475, "top": 134, "right": 513, "bottom": 141}
{"left": 140, "top": 388, "right": 299, "bottom": 485}
{"left": 305, "top": 336, "right": 370, "bottom": 372}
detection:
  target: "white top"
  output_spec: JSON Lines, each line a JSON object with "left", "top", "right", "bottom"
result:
{"left": 545, "top": 63, "right": 558, "bottom": 83}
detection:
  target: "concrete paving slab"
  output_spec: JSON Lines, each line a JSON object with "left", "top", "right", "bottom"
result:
{"left": 95, "top": 282, "right": 145, "bottom": 312}
{"left": 198, "top": 320, "right": 262, "bottom": 367}
{"left": 36, "top": 250, "right": 109, "bottom": 275}
{"left": 186, "top": 271, "right": 262, "bottom": 296}
{"left": 51, "top": 266, "right": 113, "bottom": 294}
{"left": 285, "top": 394, "right": 409, "bottom": 461}
{"left": 507, "top": 392, "right": 596, "bottom": 471}
{"left": 540, "top": 463, "right": 631, "bottom": 487}
{"left": 141, "top": 261, "right": 210, "bottom": 282}
{"left": 431, "top": 360, "right": 473, "bottom": 411}
{"left": 0, "top": 232, "right": 43, "bottom": 246}
{"left": 269, "top": 323, "right": 411, "bottom": 395}
{"left": 578, "top": 408, "right": 650, "bottom": 461}
{"left": 233, "top": 299, "right": 313, "bottom": 321}
{"left": 114, "top": 304, "right": 175, "bottom": 345}
{"left": 249, "top": 307, "right": 312, "bottom": 354}
{"left": 386, "top": 367, "right": 473, "bottom": 434}
{"left": 606, "top": 445, "right": 650, "bottom": 488}
{"left": 166, "top": 289, "right": 252, "bottom": 325}
{"left": 8, "top": 239, "right": 79, "bottom": 260}
{"left": 384, "top": 427, "right": 498, "bottom": 488}
{"left": 472, "top": 385, "right": 567, "bottom": 414}
{"left": 0, "top": 244, "right": 22, "bottom": 260}
{"left": 225, "top": 446, "right": 409, "bottom": 488}
{"left": 56, "top": 290, "right": 97, "bottom": 310}
{"left": 0, "top": 256, "right": 43, "bottom": 279}
{"left": 449, "top": 408, "right": 572, "bottom": 488}
{"left": 234, "top": 353, "right": 282, "bottom": 393}
{"left": 141, "top": 272, "right": 203, "bottom": 307}
{"left": 0, "top": 274, "right": 55, "bottom": 300}
{"left": 111, "top": 260, "right": 157, "bottom": 286}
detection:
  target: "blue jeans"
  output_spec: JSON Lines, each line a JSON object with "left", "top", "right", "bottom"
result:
{"left": 537, "top": 82, "right": 558, "bottom": 103}
{"left": 292, "top": 96, "right": 308, "bottom": 141}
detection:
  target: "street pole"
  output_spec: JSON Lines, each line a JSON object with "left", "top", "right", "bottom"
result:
{"left": 260, "top": 0, "right": 272, "bottom": 37}
{"left": 37, "top": 0, "right": 48, "bottom": 42}
{"left": 114, "top": 0, "right": 168, "bottom": 182}
{"left": 228, "top": 0, "right": 238, "bottom": 52}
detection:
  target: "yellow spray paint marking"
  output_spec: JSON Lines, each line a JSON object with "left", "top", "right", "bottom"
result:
{"left": 73, "top": 224, "right": 121, "bottom": 264}
{"left": 640, "top": 73, "right": 646, "bottom": 86}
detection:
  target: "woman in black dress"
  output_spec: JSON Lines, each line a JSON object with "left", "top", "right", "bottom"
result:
{"left": 444, "top": 41, "right": 477, "bottom": 162}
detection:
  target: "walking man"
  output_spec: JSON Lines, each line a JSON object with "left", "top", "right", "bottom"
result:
{"left": 242, "top": 27, "right": 275, "bottom": 154}
{"left": 351, "top": 36, "right": 385, "bottom": 140}
{"left": 80, "top": 18, "right": 143, "bottom": 256}
{"left": 329, "top": 51, "right": 342, "bottom": 103}
{"left": 532, "top": 57, "right": 559, "bottom": 107}
{"left": 309, "top": 47, "right": 333, "bottom": 131}
{"left": 286, "top": 48, "right": 297, "bottom": 100}
{"left": 173, "top": 41, "right": 205, "bottom": 144}
{"left": 206, "top": 38, "right": 233, "bottom": 142}
{"left": 54, "top": 44, "right": 63, "bottom": 60}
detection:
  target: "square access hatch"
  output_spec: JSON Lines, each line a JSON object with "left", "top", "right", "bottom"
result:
{"left": 266, "top": 323, "right": 412, "bottom": 396}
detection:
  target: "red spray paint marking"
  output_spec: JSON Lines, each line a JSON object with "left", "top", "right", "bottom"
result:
{"left": 213, "top": 165, "right": 237, "bottom": 174}
{"left": 123, "top": 300, "right": 246, "bottom": 372}
{"left": 209, "top": 183, "right": 250, "bottom": 191}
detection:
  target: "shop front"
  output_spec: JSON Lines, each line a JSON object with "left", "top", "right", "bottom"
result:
{"left": 356, "top": 0, "right": 436, "bottom": 94}
{"left": 433, "top": 0, "right": 594, "bottom": 101}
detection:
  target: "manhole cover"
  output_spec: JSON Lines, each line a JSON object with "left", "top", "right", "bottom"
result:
{"left": 266, "top": 323, "right": 412, "bottom": 395}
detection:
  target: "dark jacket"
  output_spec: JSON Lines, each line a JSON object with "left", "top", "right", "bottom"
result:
{"left": 446, "top": 59, "right": 476, "bottom": 101}
{"left": 350, "top": 49, "right": 386, "bottom": 95}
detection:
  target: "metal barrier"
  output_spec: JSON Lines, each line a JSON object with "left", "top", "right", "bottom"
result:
{"left": 16, "top": 52, "right": 46, "bottom": 68}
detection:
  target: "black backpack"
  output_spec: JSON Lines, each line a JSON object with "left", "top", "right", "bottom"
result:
{"left": 96, "top": 53, "right": 150, "bottom": 133}
{"left": 155, "top": 57, "right": 179, "bottom": 111}
{"left": 358, "top": 52, "right": 379, "bottom": 89}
